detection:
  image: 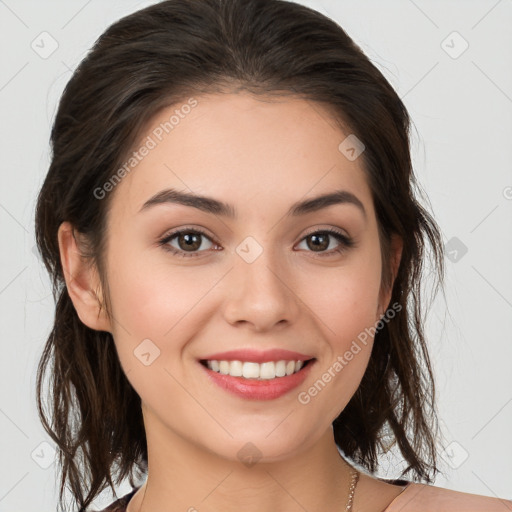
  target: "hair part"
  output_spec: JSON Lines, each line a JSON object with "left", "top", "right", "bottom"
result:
{"left": 35, "top": 0, "right": 445, "bottom": 510}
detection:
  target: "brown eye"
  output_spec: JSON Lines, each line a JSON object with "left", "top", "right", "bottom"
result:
{"left": 306, "top": 233, "right": 330, "bottom": 251}
{"left": 296, "top": 229, "right": 355, "bottom": 257}
{"left": 159, "top": 228, "right": 217, "bottom": 257}
{"left": 176, "top": 232, "right": 203, "bottom": 251}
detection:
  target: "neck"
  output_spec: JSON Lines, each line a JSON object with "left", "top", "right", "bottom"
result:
{"left": 129, "top": 413, "right": 355, "bottom": 512}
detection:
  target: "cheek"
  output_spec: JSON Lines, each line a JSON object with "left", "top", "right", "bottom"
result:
{"left": 105, "top": 246, "right": 224, "bottom": 366}
{"left": 297, "top": 269, "right": 380, "bottom": 423}
{"left": 305, "top": 255, "right": 382, "bottom": 343}
{"left": 299, "top": 247, "right": 382, "bottom": 396}
{"left": 105, "top": 260, "right": 208, "bottom": 405}
{"left": 107, "top": 239, "right": 207, "bottom": 330}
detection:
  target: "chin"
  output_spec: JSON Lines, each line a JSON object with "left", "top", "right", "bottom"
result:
{"left": 202, "top": 427, "right": 321, "bottom": 466}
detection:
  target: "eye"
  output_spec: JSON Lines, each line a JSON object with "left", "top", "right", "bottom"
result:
{"left": 158, "top": 227, "right": 220, "bottom": 258}
{"left": 296, "top": 228, "right": 355, "bottom": 257}
{"left": 158, "top": 226, "right": 355, "bottom": 258}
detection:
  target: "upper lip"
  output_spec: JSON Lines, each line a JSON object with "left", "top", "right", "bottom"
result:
{"left": 200, "top": 349, "right": 314, "bottom": 363}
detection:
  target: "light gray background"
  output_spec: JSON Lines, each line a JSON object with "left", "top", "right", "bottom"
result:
{"left": 0, "top": 0, "right": 511, "bottom": 510}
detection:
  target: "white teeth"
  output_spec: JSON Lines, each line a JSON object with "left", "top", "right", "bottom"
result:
{"left": 219, "top": 360, "right": 230, "bottom": 375}
{"left": 230, "top": 360, "right": 243, "bottom": 377}
{"left": 260, "top": 362, "right": 275, "bottom": 380}
{"left": 275, "top": 360, "right": 286, "bottom": 377}
{"left": 205, "top": 359, "right": 310, "bottom": 379}
{"left": 242, "top": 362, "right": 260, "bottom": 379}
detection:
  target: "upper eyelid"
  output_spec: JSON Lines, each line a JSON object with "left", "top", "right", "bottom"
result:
{"left": 301, "top": 226, "right": 349, "bottom": 238}
{"left": 160, "top": 225, "right": 349, "bottom": 239}
{"left": 160, "top": 226, "right": 217, "bottom": 244}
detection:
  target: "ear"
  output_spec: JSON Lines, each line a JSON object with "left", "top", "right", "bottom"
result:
{"left": 377, "top": 234, "right": 403, "bottom": 319}
{"left": 57, "top": 221, "right": 112, "bottom": 333}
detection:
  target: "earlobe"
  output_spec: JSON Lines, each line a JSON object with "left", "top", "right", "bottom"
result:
{"left": 57, "top": 221, "right": 112, "bottom": 333}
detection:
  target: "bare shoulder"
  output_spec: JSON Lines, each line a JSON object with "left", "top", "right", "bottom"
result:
{"left": 385, "top": 481, "right": 512, "bottom": 512}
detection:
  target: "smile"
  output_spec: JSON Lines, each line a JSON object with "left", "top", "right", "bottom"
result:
{"left": 198, "top": 358, "right": 316, "bottom": 400}
{"left": 200, "top": 359, "right": 315, "bottom": 380}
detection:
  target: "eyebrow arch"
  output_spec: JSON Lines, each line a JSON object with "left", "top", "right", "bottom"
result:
{"left": 139, "top": 187, "right": 366, "bottom": 219}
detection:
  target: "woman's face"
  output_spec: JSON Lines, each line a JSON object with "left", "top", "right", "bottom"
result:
{"left": 96, "top": 92, "right": 398, "bottom": 462}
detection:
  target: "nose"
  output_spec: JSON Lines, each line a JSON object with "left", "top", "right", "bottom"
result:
{"left": 221, "top": 247, "right": 301, "bottom": 332}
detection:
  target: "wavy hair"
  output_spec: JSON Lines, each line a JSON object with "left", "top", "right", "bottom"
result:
{"left": 34, "top": 0, "right": 445, "bottom": 510}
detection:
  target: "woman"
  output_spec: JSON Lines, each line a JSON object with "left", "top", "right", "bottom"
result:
{"left": 34, "top": 0, "right": 511, "bottom": 511}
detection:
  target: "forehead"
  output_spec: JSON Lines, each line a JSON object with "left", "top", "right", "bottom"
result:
{"left": 110, "top": 92, "right": 374, "bottom": 219}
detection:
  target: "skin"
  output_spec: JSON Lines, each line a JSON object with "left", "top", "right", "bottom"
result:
{"left": 59, "top": 92, "right": 404, "bottom": 512}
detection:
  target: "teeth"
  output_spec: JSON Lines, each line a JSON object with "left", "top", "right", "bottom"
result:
{"left": 242, "top": 362, "right": 260, "bottom": 379}
{"left": 219, "top": 361, "right": 230, "bottom": 375}
{"left": 230, "top": 360, "right": 243, "bottom": 376}
{"left": 205, "top": 359, "right": 308, "bottom": 379}
{"left": 260, "top": 362, "right": 276, "bottom": 379}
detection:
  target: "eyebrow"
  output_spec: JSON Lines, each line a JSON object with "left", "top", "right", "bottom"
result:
{"left": 139, "top": 187, "right": 366, "bottom": 219}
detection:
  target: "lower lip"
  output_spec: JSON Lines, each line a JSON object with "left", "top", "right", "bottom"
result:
{"left": 199, "top": 360, "right": 315, "bottom": 400}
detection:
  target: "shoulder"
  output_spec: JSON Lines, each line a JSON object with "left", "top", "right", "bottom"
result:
{"left": 92, "top": 488, "right": 139, "bottom": 512}
{"left": 384, "top": 481, "right": 512, "bottom": 512}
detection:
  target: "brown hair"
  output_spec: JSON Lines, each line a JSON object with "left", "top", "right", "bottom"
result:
{"left": 34, "top": 0, "right": 445, "bottom": 510}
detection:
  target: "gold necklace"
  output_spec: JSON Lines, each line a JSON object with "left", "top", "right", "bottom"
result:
{"left": 138, "top": 468, "right": 359, "bottom": 512}
{"left": 346, "top": 467, "right": 360, "bottom": 511}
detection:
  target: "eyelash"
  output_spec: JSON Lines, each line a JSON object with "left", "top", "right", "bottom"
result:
{"left": 157, "top": 226, "right": 355, "bottom": 259}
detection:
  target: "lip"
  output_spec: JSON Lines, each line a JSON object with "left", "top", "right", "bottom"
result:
{"left": 199, "top": 348, "right": 314, "bottom": 363}
{"left": 198, "top": 358, "right": 316, "bottom": 401}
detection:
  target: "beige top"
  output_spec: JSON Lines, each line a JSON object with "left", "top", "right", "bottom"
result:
{"left": 382, "top": 481, "right": 512, "bottom": 512}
